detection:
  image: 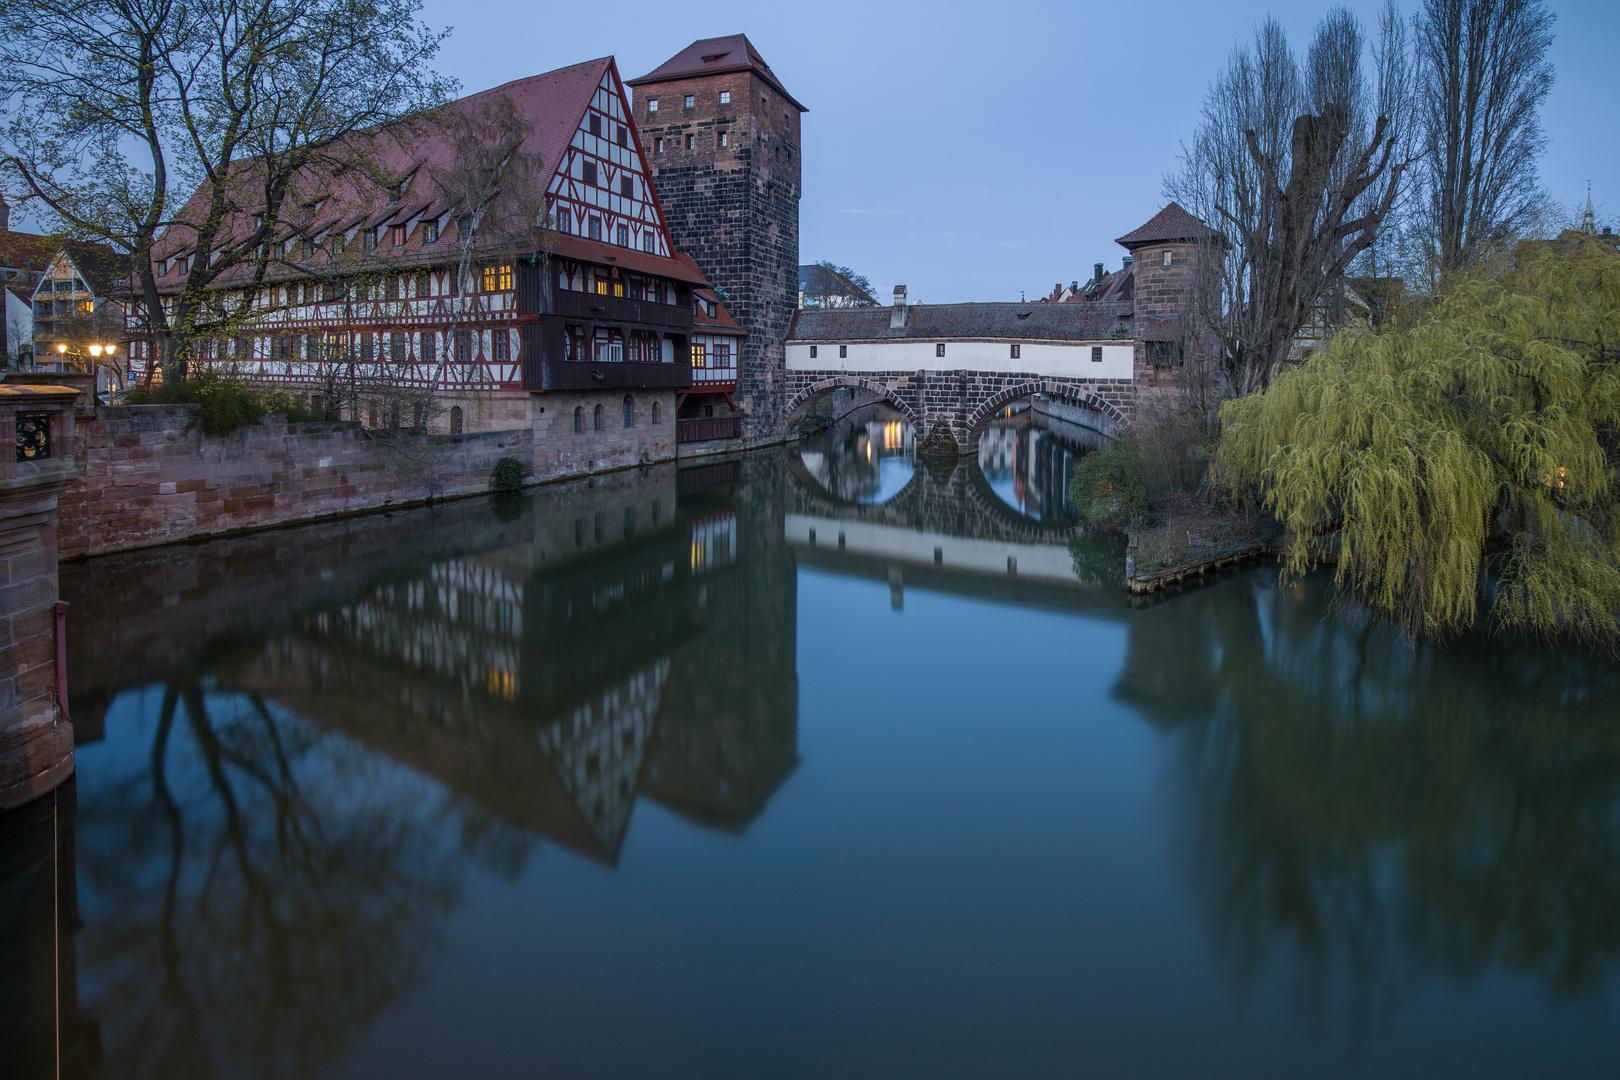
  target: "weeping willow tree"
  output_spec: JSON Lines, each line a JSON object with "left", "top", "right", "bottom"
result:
{"left": 1215, "top": 238, "right": 1620, "bottom": 644}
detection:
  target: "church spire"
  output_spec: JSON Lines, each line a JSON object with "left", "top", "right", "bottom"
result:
{"left": 1581, "top": 181, "right": 1597, "bottom": 235}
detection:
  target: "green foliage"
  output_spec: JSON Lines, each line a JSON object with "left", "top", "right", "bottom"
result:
{"left": 1067, "top": 435, "right": 1151, "bottom": 525}
{"left": 490, "top": 456, "right": 525, "bottom": 493}
{"left": 1215, "top": 239, "right": 1620, "bottom": 644}
{"left": 122, "top": 374, "right": 327, "bottom": 433}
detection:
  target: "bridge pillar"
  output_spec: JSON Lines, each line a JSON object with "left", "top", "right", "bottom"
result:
{"left": 0, "top": 385, "right": 81, "bottom": 811}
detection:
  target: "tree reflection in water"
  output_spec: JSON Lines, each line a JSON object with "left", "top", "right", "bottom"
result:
{"left": 1116, "top": 570, "right": 1620, "bottom": 1042}
{"left": 74, "top": 680, "right": 470, "bottom": 1080}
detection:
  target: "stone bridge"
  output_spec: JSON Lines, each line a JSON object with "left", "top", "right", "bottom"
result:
{"left": 784, "top": 371, "right": 1130, "bottom": 454}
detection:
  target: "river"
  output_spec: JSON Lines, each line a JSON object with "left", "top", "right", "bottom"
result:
{"left": 4, "top": 406, "right": 1617, "bottom": 1078}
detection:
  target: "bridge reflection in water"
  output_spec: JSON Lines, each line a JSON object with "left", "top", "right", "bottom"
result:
{"left": 791, "top": 404, "right": 1124, "bottom": 609}
{"left": 12, "top": 433, "right": 1618, "bottom": 1079}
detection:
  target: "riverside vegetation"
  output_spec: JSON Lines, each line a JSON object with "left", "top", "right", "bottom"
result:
{"left": 1069, "top": 238, "right": 1620, "bottom": 648}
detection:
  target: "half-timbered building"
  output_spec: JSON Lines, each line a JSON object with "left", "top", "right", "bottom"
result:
{"left": 128, "top": 54, "right": 746, "bottom": 461}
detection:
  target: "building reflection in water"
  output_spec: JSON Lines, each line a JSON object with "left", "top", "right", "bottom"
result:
{"left": 51, "top": 454, "right": 798, "bottom": 1078}
{"left": 977, "top": 406, "right": 1106, "bottom": 526}
{"left": 1116, "top": 570, "right": 1620, "bottom": 1043}
{"left": 796, "top": 404, "right": 915, "bottom": 504}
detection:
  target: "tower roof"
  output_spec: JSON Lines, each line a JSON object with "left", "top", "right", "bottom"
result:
{"left": 1115, "top": 202, "right": 1220, "bottom": 249}
{"left": 628, "top": 35, "right": 806, "bottom": 112}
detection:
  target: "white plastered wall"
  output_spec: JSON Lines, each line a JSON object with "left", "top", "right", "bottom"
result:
{"left": 785, "top": 340, "right": 1133, "bottom": 381}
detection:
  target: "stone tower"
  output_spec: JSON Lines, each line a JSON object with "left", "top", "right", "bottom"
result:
{"left": 1114, "top": 202, "right": 1218, "bottom": 399}
{"left": 629, "top": 36, "right": 805, "bottom": 445}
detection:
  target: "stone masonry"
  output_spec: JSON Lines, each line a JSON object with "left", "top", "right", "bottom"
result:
{"left": 784, "top": 371, "right": 1131, "bottom": 453}
{"left": 632, "top": 42, "right": 803, "bottom": 447}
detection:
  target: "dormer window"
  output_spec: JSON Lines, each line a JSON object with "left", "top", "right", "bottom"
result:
{"left": 423, "top": 220, "right": 438, "bottom": 244}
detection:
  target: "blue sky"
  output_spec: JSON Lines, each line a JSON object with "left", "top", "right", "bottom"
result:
{"left": 417, "top": 0, "right": 1616, "bottom": 304}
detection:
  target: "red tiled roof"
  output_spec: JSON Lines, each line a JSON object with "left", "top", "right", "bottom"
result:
{"left": 155, "top": 57, "right": 618, "bottom": 271}
{"left": 549, "top": 234, "right": 710, "bottom": 285}
{"left": 1115, "top": 202, "right": 1220, "bottom": 248}
{"left": 628, "top": 35, "right": 806, "bottom": 112}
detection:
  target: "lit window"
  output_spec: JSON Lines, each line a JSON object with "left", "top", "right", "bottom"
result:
{"left": 649, "top": 99, "right": 659, "bottom": 113}
{"left": 720, "top": 91, "right": 730, "bottom": 104}
{"left": 935, "top": 343, "right": 946, "bottom": 357}
{"left": 1092, "top": 347, "right": 1103, "bottom": 362}
{"left": 684, "top": 95, "right": 694, "bottom": 108}
{"left": 482, "top": 263, "right": 512, "bottom": 291}
{"left": 1010, "top": 344, "right": 1020, "bottom": 359}
{"left": 388, "top": 225, "right": 406, "bottom": 247}
{"left": 839, "top": 345, "right": 848, "bottom": 359}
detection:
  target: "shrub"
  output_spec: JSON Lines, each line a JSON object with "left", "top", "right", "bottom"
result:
{"left": 490, "top": 456, "right": 525, "bottom": 492}
{"left": 1067, "top": 435, "right": 1150, "bottom": 525}
{"left": 122, "top": 372, "right": 336, "bottom": 433}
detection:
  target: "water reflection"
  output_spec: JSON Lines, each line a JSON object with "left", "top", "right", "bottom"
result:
{"left": 54, "top": 459, "right": 797, "bottom": 1077}
{"left": 12, "top": 448, "right": 1618, "bottom": 1075}
{"left": 1117, "top": 571, "right": 1620, "bottom": 1041}
{"left": 796, "top": 404, "right": 915, "bottom": 504}
{"left": 977, "top": 407, "right": 1105, "bottom": 525}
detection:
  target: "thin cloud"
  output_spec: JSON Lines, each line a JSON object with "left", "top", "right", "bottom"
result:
{"left": 839, "top": 206, "right": 908, "bottom": 217}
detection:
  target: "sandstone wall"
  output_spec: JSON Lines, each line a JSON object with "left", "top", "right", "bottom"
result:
{"left": 59, "top": 405, "right": 533, "bottom": 559}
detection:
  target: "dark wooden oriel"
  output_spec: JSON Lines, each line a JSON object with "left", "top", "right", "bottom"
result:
{"left": 518, "top": 258, "right": 697, "bottom": 393}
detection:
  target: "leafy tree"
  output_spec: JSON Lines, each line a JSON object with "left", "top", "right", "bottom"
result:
{"left": 801, "top": 261, "right": 876, "bottom": 308}
{"left": 0, "top": 0, "right": 453, "bottom": 379}
{"left": 1067, "top": 435, "right": 1151, "bottom": 525}
{"left": 1215, "top": 238, "right": 1620, "bottom": 644}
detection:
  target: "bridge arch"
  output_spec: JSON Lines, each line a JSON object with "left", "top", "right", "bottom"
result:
{"left": 965, "top": 380, "right": 1125, "bottom": 450}
{"left": 785, "top": 377, "right": 924, "bottom": 441}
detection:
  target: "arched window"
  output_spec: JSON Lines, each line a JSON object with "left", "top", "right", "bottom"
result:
{"left": 652, "top": 401, "right": 660, "bottom": 425}
{"left": 449, "top": 405, "right": 463, "bottom": 435}
{"left": 593, "top": 404, "right": 602, "bottom": 431}
{"left": 623, "top": 395, "right": 634, "bottom": 428}
{"left": 574, "top": 405, "right": 583, "bottom": 433}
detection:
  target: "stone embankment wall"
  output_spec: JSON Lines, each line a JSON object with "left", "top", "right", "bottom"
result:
{"left": 59, "top": 404, "right": 534, "bottom": 559}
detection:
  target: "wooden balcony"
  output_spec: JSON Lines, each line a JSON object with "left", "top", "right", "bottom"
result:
{"left": 552, "top": 290, "right": 693, "bottom": 332}
{"left": 677, "top": 415, "right": 740, "bottom": 443}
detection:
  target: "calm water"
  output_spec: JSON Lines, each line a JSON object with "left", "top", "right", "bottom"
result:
{"left": 4, "top": 409, "right": 1619, "bottom": 1078}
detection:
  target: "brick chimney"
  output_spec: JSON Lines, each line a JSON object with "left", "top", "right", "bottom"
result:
{"left": 889, "top": 285, "right": 908, "bottom": 330}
